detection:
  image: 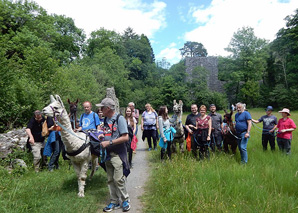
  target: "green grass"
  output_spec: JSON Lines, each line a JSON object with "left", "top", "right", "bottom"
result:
{"left": 0, "top": 160, "right": 108, "bottom": 213}
{"left": 143, "top": 109, "right": 298, "bottom": 212}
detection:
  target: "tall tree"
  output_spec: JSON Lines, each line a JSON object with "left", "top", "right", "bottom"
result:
{"left": 180, "top": 41, "right": 208, "bottom": 58}
{"left": 220, "top": 27, "right": 269, "bottom": 106}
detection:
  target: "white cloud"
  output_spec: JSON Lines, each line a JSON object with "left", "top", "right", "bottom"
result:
{"left": 156, "top": 43, "right": 182, "bottom": 65}
{"left": 185, "top": 0, "right": 298, "bottom": 56}
{"left": 32, "top": 0, "right": 166, "bottom": 38}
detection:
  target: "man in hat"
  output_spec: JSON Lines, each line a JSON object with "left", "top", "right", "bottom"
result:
{"left": 96, "top": 98, "right": 131, "bottom": 212}
{"left": 276, "top": 108, "right": 296, "bottom": 155}
{"left": 208, "top": 104, "right": 223, "bottom": 152}
{"left": 252, "top": 106, "right": 277, "bottom": 151}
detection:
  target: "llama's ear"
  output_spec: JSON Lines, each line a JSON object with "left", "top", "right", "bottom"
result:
{"left": 55, "top": 95, "right": 65, "bottom": 108}
{"left": 179, "top": 100, "right": 183, "bottom": 106}
{"left": 76, "top": 99, "right": 79, "bottom": 104}
{"left": 173, "top": 100, "right": 176, "bottom": 105}
{"left": 50, "top": 95, "right": 56, "bottom": 103}
{"left": 224, "top": 109, "right": 227, "bottom": 114}
{"left": 67, "top": 99, "right": 71, "bottom": 104}
{"left": 230, "top": 110, "right": 233, "bottom": 116}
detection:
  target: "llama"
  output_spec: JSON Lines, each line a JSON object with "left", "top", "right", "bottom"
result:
{"left": 42, "top": 95, "right": 98, "bottom": 197}
{"left": 222, "top": 110, "right": 238, "bottom": 154}
{"left": 170, "top": 100, "right": 185, "bottom": 153}
{"left": 67, "top": 98, "right": 79, "bottom": 130}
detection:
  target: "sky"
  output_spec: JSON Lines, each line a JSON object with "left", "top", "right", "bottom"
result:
{"left": 32, "top": 0, "right": 298, "bottom": 65}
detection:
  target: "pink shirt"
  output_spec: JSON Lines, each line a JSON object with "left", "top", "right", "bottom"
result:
{"left": 277, "top": 117, "right": 296, "bottom": 139}
{"left": 196, "top": 115, "right": 211, "bottom": 129}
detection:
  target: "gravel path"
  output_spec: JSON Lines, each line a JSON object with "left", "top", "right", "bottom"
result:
{"left": 101, "top": 125, "right": 149, "bottom": 212}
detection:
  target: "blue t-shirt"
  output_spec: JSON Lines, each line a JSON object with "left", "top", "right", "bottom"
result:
{"left": 79, "top": 112, "right": 100, "bottom": 130}
{"left": 235, "top": 111, "right": 252, "bottom": 133}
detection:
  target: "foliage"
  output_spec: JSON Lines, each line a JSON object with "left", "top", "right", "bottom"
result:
{"left": 180, "top": 41, "right": 208, "bottom": 58}
{"left": 219, "top": 27, "right": 269, "bottom": 107}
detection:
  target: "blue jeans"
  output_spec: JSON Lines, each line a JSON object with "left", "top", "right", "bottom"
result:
{"left": 237, "top": 132, "right": 249, "bottom": 164}
{"left": 48, "top": 134, "right": 62, "bottom": 170}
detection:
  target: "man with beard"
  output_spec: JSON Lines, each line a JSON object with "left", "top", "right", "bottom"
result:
{"left": 185, "top": 104, "right": 200, "bottom": 157}
{"left": 209, "top": 104, "right": 223, "bottom": 152}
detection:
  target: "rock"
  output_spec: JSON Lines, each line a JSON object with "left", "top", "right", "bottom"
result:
{"left": 0, "top": 128, "right": 28, "bottom": 159}
{"left": 12, "top": 159, "right": 27, "bottom": 169}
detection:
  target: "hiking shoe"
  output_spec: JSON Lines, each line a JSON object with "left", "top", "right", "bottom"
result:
{"left": 122, "top": 200, "right": 131, "bottom": 212}
{"left": 148, "top": 148, "right": 152, "bottom": 151}
{"left": 103, "top": 203, "right": 120, "bottom": 212}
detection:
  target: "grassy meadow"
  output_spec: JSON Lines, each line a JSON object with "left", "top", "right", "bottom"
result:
{"left": 143, "top": 109, "right": 298, "bottom": 212}
{"left": 0, "top": 160, "right": 108, "bottom": 213}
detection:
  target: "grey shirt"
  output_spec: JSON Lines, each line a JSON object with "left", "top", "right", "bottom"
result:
{"left": 258, "top": 115, "right": 277, "bottom": 134}
{"left": 104, "top": 113, "right": 128, "bottom": 153}
{"left": 209, "top": 112, "right": 223, "bottom": 132}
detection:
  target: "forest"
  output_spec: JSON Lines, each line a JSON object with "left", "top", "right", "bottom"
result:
{"left": 0, "top": 0, "right": 297, "bottom": 132}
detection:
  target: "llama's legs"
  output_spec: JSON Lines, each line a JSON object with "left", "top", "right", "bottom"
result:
{"left": 90, "top": 155, "right": 98, "bottom": 179}
{"left": 179, "top": 139, "right": 185, "bottom": 153}
{"left": 72, "top": 161, "right": 88, "bottom": 197}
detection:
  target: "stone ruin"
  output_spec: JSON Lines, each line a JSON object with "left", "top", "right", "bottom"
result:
{"left": 106, "top": 87, "right": 120, "bottom": 114}
{"left": 185, "top": 56, "right": 224, "bottom": 93}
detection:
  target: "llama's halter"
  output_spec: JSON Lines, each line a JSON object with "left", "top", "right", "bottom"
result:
{"left": 50, "top": 106, "right": 86, "bottom": 141}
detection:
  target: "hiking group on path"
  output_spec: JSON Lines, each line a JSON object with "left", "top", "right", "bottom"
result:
{"left": 26, "top": 97, "right": 296, "bottom": 212}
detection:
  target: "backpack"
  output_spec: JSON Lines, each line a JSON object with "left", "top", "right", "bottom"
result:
{"left": 104, "top": 114, "right": 131, "bottom": 147}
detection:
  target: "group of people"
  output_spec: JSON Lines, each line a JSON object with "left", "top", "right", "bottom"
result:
{"left": 25, "top": 99, "right": 296, "bottom": 212}
{"left": 25, "top": 98, "right": 139, "bottom": 212}
{"left": 140, "top": 102, "right": 296, "bottom": 165}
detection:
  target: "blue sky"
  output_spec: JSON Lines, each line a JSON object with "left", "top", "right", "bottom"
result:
{"left": 32, "top": 0, "right": 298, "bottom": 65}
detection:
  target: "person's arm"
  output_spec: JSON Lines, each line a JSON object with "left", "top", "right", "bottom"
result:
{"left": 252, "top": 119, "right": 260, "bottom": 123}
{"left": 207, "top": 118, "right": 212, "bottom": 141}
{"left": 155, "top": 112, "right": 159, "bottom": 129}
{"left": 280, "top": 119, "right": 296, "bottom": 133}
{"left": 75, "top": 114, "right": 83, "bottom": 132}
{"left": 101, "top": 133, "right": 129, "bottom": 148}
{"left": 158, "top": 117, "right": 166, "bottom": 142}
{"left": 25, "top": 128, "right": 35, "bottom": 144}
{"left": 141, "top": 117, "right": 144, "bottom": 131}
{"left": 133, "top": 118, "right": 136, "bottom": 135}
{"left": 245, "top": 120, "right": 252, "bottom": 138}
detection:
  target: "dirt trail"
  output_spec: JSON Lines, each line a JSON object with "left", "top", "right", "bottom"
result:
{"left": 102, "top": 125, "right": 150, "bottom": 213}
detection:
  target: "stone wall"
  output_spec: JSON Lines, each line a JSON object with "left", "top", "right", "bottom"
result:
{"left": 0, "top": 127, "right": 28, "bottom": 158}
{"left": 185, "top": 56, "right": 224, "bottom": 93}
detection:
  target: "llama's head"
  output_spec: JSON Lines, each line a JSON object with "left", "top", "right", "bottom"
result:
{"left": 68, "top": 99, "right": 79, "bottom": 114}
{"left": 173, "top": 100, "right": 183, "bottom": 115}
{"left": 224, "top": 109, "right": 233, "bottom": 123}
{"left": 43, "top": 95, "right": 66, "bottom": 119}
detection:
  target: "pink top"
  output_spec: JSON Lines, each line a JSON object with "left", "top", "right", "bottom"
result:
{"left": 196, "top": 115, "right": 211, "bottom": 129}
{"left": 277, "top": 117, "right": 296, "bottom": 139}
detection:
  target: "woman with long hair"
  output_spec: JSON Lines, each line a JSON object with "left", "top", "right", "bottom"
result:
{"left": 158, "top": 105, "right": 174, "bottom": 160}
{"left": 141, "top": 103, "right": 158, "bottom": 151}
{"left": 194, "top": 105, "right": 212, "bottom": 160}
{"left": 125, "top": 107, "right": 136, "bottom": 168}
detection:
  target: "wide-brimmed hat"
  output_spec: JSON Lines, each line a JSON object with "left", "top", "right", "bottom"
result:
{"left": 96, "top": 98, "right": 115, "bottom": 108}
{"left": 266, "top": 106, "right": 273, "bottom": 111}
{"left": 278, "top": 108, "right": 291, "bottom": 116}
